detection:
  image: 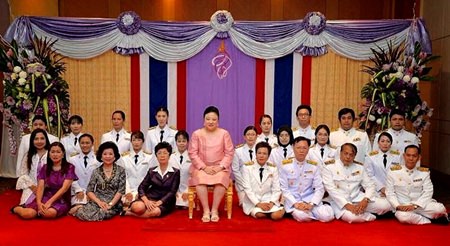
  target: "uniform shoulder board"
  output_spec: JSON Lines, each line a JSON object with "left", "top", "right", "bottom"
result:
{"left": 121, "top": 151, "right": 130, "bottom": 157}
{"left": 266, "top": 162, "right": 276, "bottom": 168}
{"left": 417, "top": 167, "right": 429, "bottom": 172}
{"left": 390, "top": 150, "right": 400, "bottom": 155}
{"left": 143, "top": 150, "right": 152, "bottom": 155}
{"left": 244, "top": 161, "right": 254, "bottom": 166}
{"left": 64, "top": 133, "right": 70, "bottom": 137}
{"left": 390, "top": 164, "right": 402, "bottom": 171}
{"left": 169, "top": 125, "right": 177, "bottom": 130}
{"left": 356, "top": 129, "right": 365, "bottom": 132}
{"left": 369, "top": 150, "right": 379, "bottom": 156}
{"left": 282, "top": 158, "right": 294, "bottom": 165}
{"left": 306, "top": 160, "right": 317, "bottom": 165}
{"left": 311, "top": 126, "right": 315, "bottom": 130}
{"left": 324, "top": 159, "right": 335, "bottom": 165}
{"left": 354, "top": 160, "right": 363, "bottom": 165}
{"left": 291, "top": 127, "right": 298, "bottom": 131}
{"left": 310, "top": 143, "right": 316, "bottom": 148}
{"left": 334, "top": 128, "right": 340, "bottom": 132}
{"left": 235, "top": 143, "right": 244, "bottom": 149}
{"left": 148, "top": 126, "right": 156, "bottom": 130}
{"left": 272, "top": 143, "right": 279, "bottom": 148}
{"left": 70, "top": 152, "right": 80, "bottom": 157}
{"left": 329, "top": 144, "right": 337, "bottom": 149}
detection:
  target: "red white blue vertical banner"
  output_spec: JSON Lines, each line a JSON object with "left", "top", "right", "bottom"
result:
{"left": 130, "top": 39, "right": 312, "bottom": 144}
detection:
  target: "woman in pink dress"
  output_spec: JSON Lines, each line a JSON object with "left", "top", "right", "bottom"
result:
{"left": 188, "top": 106, "right": 234, "bottom": 222}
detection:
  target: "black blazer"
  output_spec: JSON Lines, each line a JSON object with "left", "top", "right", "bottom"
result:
{"left": 138, "top": 166, "right": 180, "bottom": 206}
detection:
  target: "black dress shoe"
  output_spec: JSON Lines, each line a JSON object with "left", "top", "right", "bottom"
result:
{"left": 430, "top": 214, "right": 449, "bottom": 225}
{"left": 10, "top": 205, "right": 19, "bottom": 214}
{"left": 120, "top": 210, "right": 127, "bottom": 216}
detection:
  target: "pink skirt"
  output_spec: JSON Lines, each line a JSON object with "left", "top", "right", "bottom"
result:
{"left": 188, "top": 166, "right": 231, "bottom": 188}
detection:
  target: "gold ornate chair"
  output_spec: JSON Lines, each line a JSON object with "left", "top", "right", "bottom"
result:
{"left": 188, "top": 180, "right": 233, "bottom": 219}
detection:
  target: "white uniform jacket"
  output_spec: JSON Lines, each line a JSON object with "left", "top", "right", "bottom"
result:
{"left": 60, "top": 132, "right": 83, "bottom": 159}
{"left": 232, "top": 143, "right": 256, "bottom": 191}
{"left": 241, "top": 162, "right": 281, "bottom": 215}
{"left": 292, "top": 125, "right": 315, "bottom": 143}
{"left": 256, "top": 133, "right": 278, "bottom": 148}
{"left": 386, "top": 165, "right": 433, "bottom": 209}
{"left": 119, "top": 150, "right": 152, "bottom": 198}
{"left": 373, "top": 128, "right": 419, "bottom": 154}
{"left": 364, "top": 150, "right": 401, "bottom": 192}
{"left": 100, "top": 129, "right": 131, "bottom": 154}
{"left": 279, "top": 159, "right": 324, "bottom": 213}
{"left": 330, "top": 127, "right": 371, "bottom": 164}
{"left": 69, "top": 151, "right": 100, "bottom": 203}
{"left": 308, "top": 144, "right": 337, "bottom": 170}
{"left": 169, "top": 150, "right": 191, "bottom": 206}
{"left": 145, "top": 125, "right": 177, "bottom": 154}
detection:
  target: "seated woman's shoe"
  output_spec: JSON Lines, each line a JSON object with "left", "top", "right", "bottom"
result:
{"left": 201, "top": 212, "right": 211, "bottom": 223}
{"left": 211, "top": 211, "right": 219, "bottom": 222}
{"left": 10, "top": 205, "right": 19, "bottom": 214}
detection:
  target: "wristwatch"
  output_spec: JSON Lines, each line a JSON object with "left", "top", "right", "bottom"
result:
{"left": 108, "top": 202, "right": 113, "bottom": 206}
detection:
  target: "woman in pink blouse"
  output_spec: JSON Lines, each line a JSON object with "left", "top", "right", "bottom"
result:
{"left": 188, "top": 106, "right": 234, "bottom": 222}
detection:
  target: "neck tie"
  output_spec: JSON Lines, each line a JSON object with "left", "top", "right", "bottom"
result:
{"left": 249, "top": 150, "right": 253, "bottom": 160}
{"left": 134, "top": 154, "right": 139, "bottom": 164}
{"left": 259, "top": 167, "right": 264, "bottom": 182}
{"left": 180, "top": 155, "right": 183, "bottom": 164}
{"left": 84, "top": 156, "right": 88, "bottom": 168}
{"left": 160, "top": 130, "right": 164, "bottom": 142}
{"left": 74, "top": 137, "right": 78, "bottom": 146}
{"left": 265, "top": 137, "right": 269, "bottom": 143}
{"left": 283, "top": 147, "right": 287, "bottom": 159}
{"left": 320, "top": 148, "right": 324, "bottom": 158}
{"left": 116, "top": 133, "right": 119, "bottom": 142}
{"left": 383, "top": 154, "right": 387, "bottom": 168}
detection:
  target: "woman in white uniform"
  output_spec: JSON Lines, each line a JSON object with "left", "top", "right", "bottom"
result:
{"left": 60, "top": 115, "right": 84, "bottom": 159}
{"left": 308, "top": 124, "right": 337, "bottom": 170}
{"left": 169, "top": 130, "right": 191, "bottom": 208}
{"left": 146, "top": 107, "right": 177, "bottom": 154}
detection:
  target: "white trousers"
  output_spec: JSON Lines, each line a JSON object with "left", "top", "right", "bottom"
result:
{"left": 395, "top": 201, "right": 447, "bottom": 225}
{"left": 339, "top": 197, "right": 392, "bottom": 223}
{"left": 292, "top": 203, "right": 334, "bottom": 222}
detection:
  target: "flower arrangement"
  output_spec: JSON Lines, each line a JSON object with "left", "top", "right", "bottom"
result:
{"left": 359, "top": 41, "right": 438, "bottom": 138}
{"left": 0, "top": 36, "right": 70, "bottom": 154}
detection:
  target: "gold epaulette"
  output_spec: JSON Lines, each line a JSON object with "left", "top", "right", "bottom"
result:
{"left": 310, "top": 143, "right": 316, "bottom": 148}
{"left": 235, "top": 143, "right": 244, "bottom": 149}
{"left": 390, "top": 164, "right": 402, "bottom": 171}
{"left": 282, "top": 158, "right": 294, "bottom": 165}
{"left": 356, "top": 129, "right": 366, "bottom": 132}
{"left": 324, "top": 159, "right": 335, "bottom": 165}
{"left": 272, "top": 143, "right": 279, "bottom": 148}
{"left": 64, "top": 133, "right": 70, "bottom": 137}
{"left": 143, "top": 150, "right": 152, "bottom": 155}
{"left": 354, "top": 160, "right": 363, "bottom": 165}
{"left": 390, "top": 150, "right": 400, "bottom": 155}
{"left": 311, "top": 126, "right": 315, "bottom": 130}
{"left": 244, "top": 161, "right": 254, "bottom": 166}
{"left": 306, "top": 160, "right": 317, "bottom": 166}
{"left": 369, "top": 150, "right": 379, "bottom": 156}
{"left": 291, "top": 127, "right": 298, "bottom": 131}
{"left": 266, "top": 162, "right": 276, "bottom": 167}
{"left": 334, "top": 128, "right": 340, "bottom": 131}
{"left": 148, "top": 126, "right": 156, "bottom": 130}
{"left": 417, "top": 167, "right": 429, "bottom": 172}
{"left": 70, "top": 152, "right": 80, "bottom": 157}
{"left": 121, "top": 151, "right": 130, "bottom": 157}
{"left": 329, "top": 144, "right": 337, "bottom": 149}
{"left": 169, "top": 125, "right": 177, "bottom": 130}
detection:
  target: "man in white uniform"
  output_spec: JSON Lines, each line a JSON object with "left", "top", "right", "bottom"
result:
{"left": 322, "top": 143, "right": 391, "bottom": 223}
{"left": 330, "top": 108, "right": 371, "bottom": 164}
{"left": 386, "top": 145, "right": 448, "bottom": 225}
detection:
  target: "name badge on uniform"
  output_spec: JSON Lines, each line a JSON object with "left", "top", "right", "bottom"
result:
{"left": 351, "top": 170, "right": 360, "bottom": 176}
{"left": 404, "top": 140, "right": 411, "bottom": 143}
{"left": 125, "top": 137, "right": 131, "bottom": 141}
{"left": 282, "top": 159, "right": 293, "bottom": 165}
{"left": 413, "top": 178, "right": 422, "bottom": 182}
{"left": 304, "top": 170, "right": 313, "bottom": 174}
{"left": 353, "top": 137, "right": 361, "bottom": 142}
{"left": 141, "top": 162, "right": 148, "bottom": 165}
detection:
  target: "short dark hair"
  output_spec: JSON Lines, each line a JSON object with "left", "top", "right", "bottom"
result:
{"left": 404, "top": 144, "right": 421, "bottom": 155}
{"left": 203, "top": 106, "right": 219, "bottom": 119}
{"left": 96, "top": 141, "right": 121, "bottom": 162}
{"left": 68, "top": 115, "right": 83, "bottom": 125}
{"left": 314, "top": 124, "right": 331, "bottom": 145}
{"left": 338, "top": 108, "right": 355, "bottom": 120}
{"left": 255, "top": 141, "right": 272, "bottom": 155}
{"left": 131, "top": 130, "right": 145, "bottom": 142}
{"left": 276, "top": 125, "right": 294, "bottom": 146}
{"left": 155, "top": 141, "right": 172, "bottom": 155}
{"left": 79, "top": 133, "right": 94, "bottom": 143}
{"left": 155, "top": 106, "right": 169, "bottom": 117}
{"left": 243, "top": 125, "right": 258, "bottom": 135}
{"left": 389, "top": 109, "right": 405, "bottom": 119}
{"left": 112, "top": 110, "right": 126, "bottom": 121}
{"left": 259, "top": 114, "right": 272, "bottom": 125}
{"left": 341, "top": 143, "right": 357, "bottom": 155}
{"left": 296, "top": 105, "right": 312, "bottom": 116}
{"left": 293, "top": 136, "right": 311, "bottom": 147}
{"left": 175, "top": 130, "right": 189, "bottom": 142}
{"left": 32, "top": 115, "right": 47, "bottom": 126}
{"left": 378, "top": 132, "right": 393, "bottom": 143}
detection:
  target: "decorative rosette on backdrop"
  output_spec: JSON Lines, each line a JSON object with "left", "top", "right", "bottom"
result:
{"left": 359, "top": 41, "right": 438, "bottom": 139}
{"left": 0, "top": 36, "right": 70, "bottom": 154}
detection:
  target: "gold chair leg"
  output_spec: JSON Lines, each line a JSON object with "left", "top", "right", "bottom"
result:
{"left": 188, "top": 188, "right": 194, "bottom": 219}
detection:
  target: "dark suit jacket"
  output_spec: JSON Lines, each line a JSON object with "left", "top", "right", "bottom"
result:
{"left": 138, "top": 166, "right": 180, "bottom": 208}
